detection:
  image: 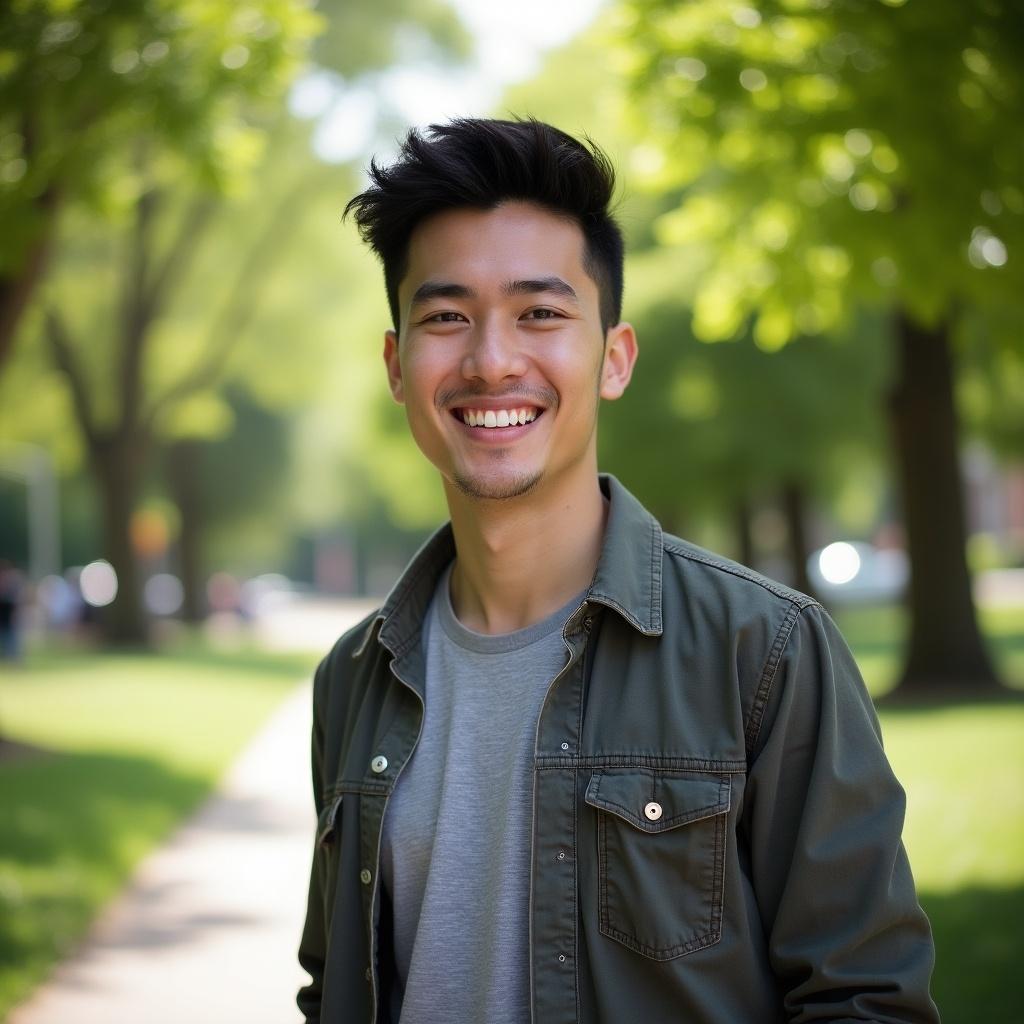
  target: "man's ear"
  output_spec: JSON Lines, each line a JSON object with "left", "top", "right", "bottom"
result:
{"left": 383, "top": 329, "right": 404, "bottom": 403}
{"left": 599, "top": 321, "right": 638, "bottom": 401}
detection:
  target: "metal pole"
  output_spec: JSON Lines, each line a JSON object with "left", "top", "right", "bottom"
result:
{"left": 0, "top": 442, "right": 61, "bottom": 581}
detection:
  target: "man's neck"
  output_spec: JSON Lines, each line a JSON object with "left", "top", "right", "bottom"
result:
{"left": 444, "top": 470, "right": 607, "bottom": 635}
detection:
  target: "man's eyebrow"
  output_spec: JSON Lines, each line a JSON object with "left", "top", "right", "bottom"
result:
{"left": 408, "top": 276, "right": 580, "bottom": 309}
{"left": 502, "top": 277, "right": 579, "bottom": 303}
{"left": 409, "top": 281, "right": 476, "bottom": 307}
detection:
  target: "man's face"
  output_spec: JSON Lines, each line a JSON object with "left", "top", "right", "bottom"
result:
{"left": 383, "top": 201, "right": 636, "bottom": 502}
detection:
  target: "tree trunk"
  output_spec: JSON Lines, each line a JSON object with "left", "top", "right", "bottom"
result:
{"left": 0, "top": 188, "right": 60, "bottom": 374}
{"left": 780, "top": 478, "right": 816, "bottom": 600}
{"left": 91, "top": 436, "right": 150, "bottom": 646}
{"left": 167, "top": 440, "right": 205, "bottom": 624}
{"left": 887, "top": 310, "right": 999, "bottom": 693}
{"left": 734, "top": 496, "right": 756, "bottom": 569}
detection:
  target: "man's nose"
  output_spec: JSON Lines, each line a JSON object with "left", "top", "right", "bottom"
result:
{"left": 461, "top": 317, "right": 529, "bottom": 383}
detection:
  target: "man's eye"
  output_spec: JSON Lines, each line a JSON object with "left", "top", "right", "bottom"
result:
{"left": 523, "top": 308, "right": 561, "bottom": 320}
{"left": 427, "top": 311, "right": 465, "bottom": 323}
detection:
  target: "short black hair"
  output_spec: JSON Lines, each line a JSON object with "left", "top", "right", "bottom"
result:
{"left": 344, "top": 117, "right": 624, "bottom": 332}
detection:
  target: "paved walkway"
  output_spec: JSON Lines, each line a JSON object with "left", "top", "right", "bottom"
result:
{"left": 9, "top": 682, "right": 318, "bottom": 1024}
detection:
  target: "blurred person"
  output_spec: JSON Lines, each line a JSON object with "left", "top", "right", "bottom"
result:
{"left": 297, "top": 119, "right": 938, "bottom": 1023}
{"left": 0, "top": 559, "right": 25, "bottom": 661}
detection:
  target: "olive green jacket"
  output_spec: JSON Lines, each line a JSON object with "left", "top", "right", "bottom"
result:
{"left": 297, "top": 475, "right": 938, "bottom": 1023}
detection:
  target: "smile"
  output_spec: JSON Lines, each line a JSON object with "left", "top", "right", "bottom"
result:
{"left": 457, "top": 407, "right": 540, "bottom": 428}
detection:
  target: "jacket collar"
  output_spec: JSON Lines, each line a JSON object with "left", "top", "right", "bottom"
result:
{"left": 354, "top": 473, "right": 664, "bottom": 659}
{"left": 589, "top": 474, "right": 664, "bottom": 637}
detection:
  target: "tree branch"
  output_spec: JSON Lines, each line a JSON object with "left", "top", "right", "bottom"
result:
{"left": 145, "top": 167, "right": 331, "bottom": 428}
{"left": 0, "top": 109, "right": 63, "bottom": 375}
{"left": 44, "top": 307, "right": 98, "bottom": 449}
{"left": 118, "top": 184, "right": 160, "bottom": 434}
{"left": 144, "top": 194, "right": 219, "bottom": 315}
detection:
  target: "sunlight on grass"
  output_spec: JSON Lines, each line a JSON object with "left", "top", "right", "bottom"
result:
{"left": 880, "top": 704, "right": 1024, "bottom": 892}
{"left": 0, "top": 642, "right": 316, "bottom": 1018}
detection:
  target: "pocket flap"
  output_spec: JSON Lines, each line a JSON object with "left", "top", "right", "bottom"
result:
{"left": 317, "top": 793, "right": 343, "bottom": 847}
{"left": 585, "top": 769, "right": 730, "bottom": 833}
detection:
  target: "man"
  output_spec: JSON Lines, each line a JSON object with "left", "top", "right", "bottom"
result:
{"left": 297, "top": 118, "right": 938, "bottom": 1023}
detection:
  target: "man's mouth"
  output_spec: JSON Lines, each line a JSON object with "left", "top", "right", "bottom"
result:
{"left": 454, "top": 407, "right": 541, "bottom": 428}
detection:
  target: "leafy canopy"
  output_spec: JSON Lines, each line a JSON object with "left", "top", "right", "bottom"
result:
{"left": 616, "top": 0, "right": 1023, "bottom": 346}
{"left": 0, "top": 0, "right": 322, "bottom": 272}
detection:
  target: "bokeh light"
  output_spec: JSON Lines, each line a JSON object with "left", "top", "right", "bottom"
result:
{"left": 80, "top": 560, "right": 118, "bottom": 607}
{"left": 818, "top": 541, "right": 862, "bottom": 585}
{"left": 144, "top": 573, "right": 184, "bottom": 616}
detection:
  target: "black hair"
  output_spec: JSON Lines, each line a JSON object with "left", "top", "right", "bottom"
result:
{"left": 344, "top": 117, "right": 624, "bottom": 332}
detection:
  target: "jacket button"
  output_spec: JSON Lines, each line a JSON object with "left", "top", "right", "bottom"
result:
{"left": 371, "top": 755, "right": 388, "bottom": 773}
{"left": 364, "top": 967, "right": 372, "bottom": 981}
{"left": 644, "top": 801, "right": 663, "bottom": 821}
{"left": 360, "top": 868, "right": 372, "bottom": 884}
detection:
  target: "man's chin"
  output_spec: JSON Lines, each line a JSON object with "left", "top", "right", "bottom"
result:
{"left": 451, "top": 469, "right": 542, "bottom": 502}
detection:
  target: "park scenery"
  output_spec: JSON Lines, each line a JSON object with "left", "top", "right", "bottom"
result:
{"left": 1, "top": 1, "right": 1022, "bottom": 1022}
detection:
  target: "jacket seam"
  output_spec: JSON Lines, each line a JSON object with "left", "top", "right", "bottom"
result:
{"left": 536, "top": 755, "right": 746, "bottom": 771}
{"left": 744, "top": 601, "right": 806, "bottom": 759}
{"left": 662, "top": 538, "right": 818, "bottom": 607}
{"left": 572, "top": 764, "right": 580, "bottom": 1024}
{"left": 650, "top": 517, "right": 663, "bottom": 631}
{"left": 323, "top": 780, "right": 391, "bottom": 802}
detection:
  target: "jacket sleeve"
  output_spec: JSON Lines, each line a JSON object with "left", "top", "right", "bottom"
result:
{"left": 296, "top": 658, "right": 328, "bottom": 1022}
{"left": 743, "top": 603, "right": 939, "bottom": 1022}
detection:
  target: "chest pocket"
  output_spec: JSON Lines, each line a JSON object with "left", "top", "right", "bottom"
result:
{"left": 585, "top": 768, "right": 731, "bottom": 960}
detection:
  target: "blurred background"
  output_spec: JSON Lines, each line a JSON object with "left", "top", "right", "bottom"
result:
{"left": 1, "top": 1, "right": 1021, "bottom": 1021}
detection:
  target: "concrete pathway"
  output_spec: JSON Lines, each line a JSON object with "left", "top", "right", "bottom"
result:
{"left": 9, "top": 681, "right": 318, "bottom": 1024}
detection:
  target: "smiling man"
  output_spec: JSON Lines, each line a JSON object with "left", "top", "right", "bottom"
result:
{"left": 297, "top": 119, "right": 938, "bottom": 1024}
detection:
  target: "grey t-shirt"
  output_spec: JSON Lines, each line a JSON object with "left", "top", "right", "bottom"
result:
{"left": 380, "top": 564, "right": 584, "bottom": 1023}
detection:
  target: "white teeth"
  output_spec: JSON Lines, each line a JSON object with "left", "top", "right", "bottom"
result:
{"left": 461, "top": 407, "right": 539, "bottom": 427}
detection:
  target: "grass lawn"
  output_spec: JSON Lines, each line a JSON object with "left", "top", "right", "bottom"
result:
{"left": 0, "top": 640, "right": 317, "bottom": 1019}
{"left": 881, "top": 704, "right": 1024, "bottom": 1023}
{"left": 833, "top": 601, "right": 1024, "bottom": 1023}
{"left": 1, "top": 605, "right": 1021, "bottom": 1023}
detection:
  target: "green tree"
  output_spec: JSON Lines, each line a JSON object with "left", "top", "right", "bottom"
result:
{"left": 600, "top": 249, "right": 888, "bottom": 591}
{"left": 617, "top": 0, "right": 1021, "bottom": 693}
{"left": 0, "top": 0, "right": 321, "bottom": 373}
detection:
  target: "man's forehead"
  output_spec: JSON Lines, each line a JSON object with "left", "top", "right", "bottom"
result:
{"left": 400, "top": 202, "right": 592, "bottom": 297}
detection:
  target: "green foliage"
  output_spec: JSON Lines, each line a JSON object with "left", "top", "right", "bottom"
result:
{"left": 601, "top": 244, "right": 889, "bottom": 528}
{"left": 505, "top": 20, "right": 894, "bottom": 547}
{"left": 956, "top": 307, "right": 1024, "bottom": 461}
{"left": 0, "top": 0, "right": 322, "bottom": 271}
{"left": 617, "top": 0, "right": 1023, "bottom": 345}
